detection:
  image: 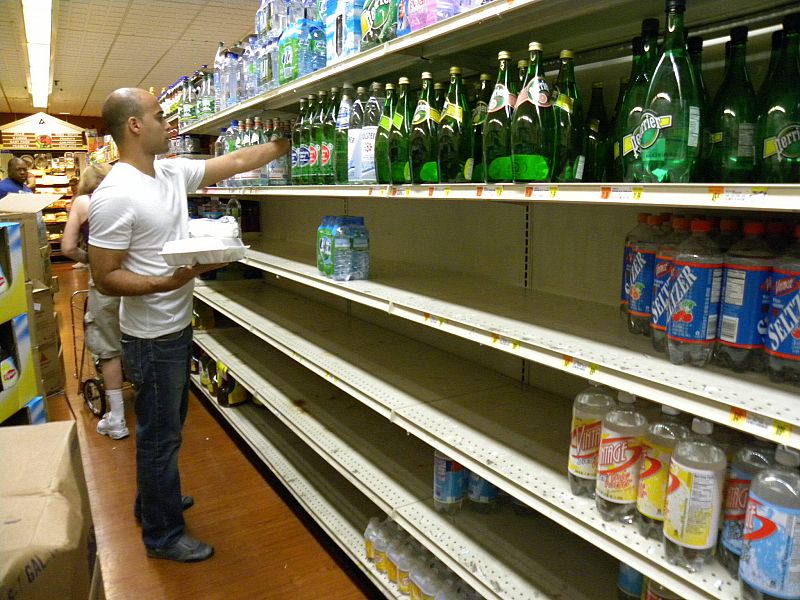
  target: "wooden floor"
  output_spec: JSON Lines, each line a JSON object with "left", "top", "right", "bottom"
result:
{"left": 48, "top": 263, "right": 376, "bottom": 600}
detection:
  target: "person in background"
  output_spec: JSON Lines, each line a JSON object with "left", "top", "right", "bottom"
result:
{"left": 61, "top": 163, "right": 129, "bottom": 440}
{"left": 0, "top": 157, "right": 33, "bottom": 198}
{"left": 68, "top": 176, "right": 79, "bottom": 198}
{"left": 89, "top": 87, "right": 289, "bottom": 563}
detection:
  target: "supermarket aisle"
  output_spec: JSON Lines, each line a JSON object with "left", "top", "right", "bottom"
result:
{"left": 48, "top": 263, "right": 375, "bottom": 600}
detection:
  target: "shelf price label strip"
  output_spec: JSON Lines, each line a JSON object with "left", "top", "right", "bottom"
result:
{"left": 729, "top": 407, "right": 793, "bottom": 443}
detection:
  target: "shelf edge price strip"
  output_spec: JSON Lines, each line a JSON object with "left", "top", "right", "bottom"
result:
{"left": 563, "top": 355, "right": 599, "bottom": 376}
{"left": 729, "top": 407, "right": 793, "bottom": 442}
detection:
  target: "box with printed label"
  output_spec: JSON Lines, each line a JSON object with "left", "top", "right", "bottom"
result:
{"left": 36, "top": 337, "right": 64, "bottom": 396}
{"left": 0, "top": 421, "right": 96, "bottom": 600}
{"left": 0, "top": 193, "right": 61, "bottom": 289}
{"left": 0, "top": 313, "right": 42, "bottom": 424}
{"left": 27, "top": 283, "right": 59, "bottom": 347}
{"left": 0, "top": 222, "right": 28, "bottom": 324}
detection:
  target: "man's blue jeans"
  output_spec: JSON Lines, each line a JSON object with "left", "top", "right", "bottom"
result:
{"left": 121, "top": 324, "right": 192, "bottom": 549}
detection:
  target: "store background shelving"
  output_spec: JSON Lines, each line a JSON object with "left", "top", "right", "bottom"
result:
{"left": 183, "top": 0, "right": 799, "bottom": 598}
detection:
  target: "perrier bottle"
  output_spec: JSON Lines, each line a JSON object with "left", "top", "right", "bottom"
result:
{"left": 309, "top": 90, "right": 327, "bottom": 184}
{"left": 640, "top": 0, "right": 702, "bottom": 183}
{"left": 756, "top": 13, "right": 800, "bottom": 183}
{"left": 375, "top": 82, "right": 396, "bottom": 184}
{"left": 708, "top": 26, "right": 757, "bottom": 183}
{"left": 409, "top": 72, "right": 440, "bottom": 183}
{"left": 552, "top": 50, "right": 585, "bottom": 182}
{"left": 510, "top": 42, "right": 555, "bottom": 182}
{"left": 484, "top": 51, "right": 518, "bottom": 183}
{"left": 471, "top": 73, "right": 492, "bottom": 182}
{"left": 584, "top": 82, "right": 608, "bottom": 182}
{"left": 388, "top": 77, "right": 413, "bottom": 184}
{"left": 320, "top": 87, "right": 338, "bottom": 184}
{"left": 438, "top": 67, "right": 474, "bottom": 183}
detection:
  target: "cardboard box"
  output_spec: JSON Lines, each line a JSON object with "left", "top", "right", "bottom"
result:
{"left": 27, "top": 284, "right": 59, "bottom": 347}
{"left": 0, "top": 313, "right": 43, "bottom": 423}
{"left": 0, "top": 194, "right": 61, "bottom": 289}
{"left": 0, "top": 222, "right": 28, "bottom": 324}
{"left": 0, "top": 421, "right": 96, "bottom": 600}
{"left": 36, "top": 338, "right": 64, "bottom": 396}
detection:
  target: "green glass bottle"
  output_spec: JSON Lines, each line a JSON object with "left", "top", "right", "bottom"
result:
{"left": 434, "top": 82, "right": 446, "bottom": 114}
{"left": 510, "top": 42, "right": 556, "bottom": 182}
{"left": 471, "top": 73, "right": 493, "bottom": 182}
{"left": 552, "top": 50, "right": 585, "bottom": 181}
{"left": 757, "top": 14, "right": 800, "bottom": 183}
{"left": 619, "top": 20, "right": 660, "bottom": 182}
{"left": 640, "top": 0, "right": 702, "bottom": 183}
{"left": 517, "top": 59, "right": 529, "bottom": 88}
{"left": 334, "top": 84, "right": 354, "bottom": 184}
{"left": 300, "top": 94, "right": 317, "bottom": 185}
{"left": 309, "top": 91, "right": 327, "bottom": 185}
{"left": 584, "top": 82, "right": 608, "bottom": 182}
{"left": 608, "top": 75, "right": 629, "bottom": 181}
{"left": 291, "top": 98, "right": 307, "bottom": 185}
{"left": 708, "top": 27, "right": 757, "bottom": 183}
{"left": 484, "top": 51, "right": 518, "bottom": 183}
{"left": 757, "top": 30, "right": 783, "bottom": 103}
{"left": 409, "top": 72, "right": 440, "bottom": 183}
{"left": 688, "top": 36, "right": 712, "bottom": 181}
{"left": 388, "top": 77, "right": 413, "bottom": 184}
{"left": 319, "top": 87, "right": 338, "bottom": 185}
{"left": 375, "top": 82, "right": 396, "bottom": 184}
{"left": 438, "top": 67, "right": 474, "bottom": 183}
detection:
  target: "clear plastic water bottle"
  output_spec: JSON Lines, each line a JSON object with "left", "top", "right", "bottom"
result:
{"left": 667, "top": 219, "right": 724, "bottom": 367}
{"left": 596, "top": 391, "right": 648, "bottom": 523}
{"left": 740, "top": 445, "right": 800, "bottom": 600}
{"left": 331, "top": 217, "right": 352, "bottom": 281}
{"left": 350, "top": 217, "right": 370, "bottom": 280}
{"left": 213, "top": 42, "right": 226, "bottom": 113}
{"left": 433, "top": 449, "right": 468, "bottom": 515}
{"left": 766, "top": 224, "right": 800, "bottom": 385}
{"left": 360, "top": 83, "right": 385, "bottom": 184}
{"left": 628, "top": 214, "right": 665, "bottom": 336}
{"left": 651, "top": 216, "right": 691, "bottom": 353}
{"left": 636, "top": 405, "right": 690, "bottom": 540}
{"left": 718, "top": 439, "right": 775, "bottom": 579}
{"left": 335, "top": 84, "right": 354, "bottom": 184}
{"left": 663, "top": 418, "right": 727, "bottom": 572}
{"left": 714, "top": 221, "right": 775, "bottom": 373}
{"left": 567, "top": 381, "right": 616, "bottom": 498}
{"left": 363, "top": 516, "right": 381, "bottom": 561}
{"left": 224, "top": 51, "right": 240, "bottom": 108}
{"left": 620, "top": 213, "right": 651, "bottom": 320}
{"left": 467, "top": 471, "right": 498, "bottom": 513}
{"left": 267, "top": 121, "right": 291, "bottom": 185}
{"left": 348, "top": 87, "right": 367, "bottom": 183}
{"left": 394, "top": 542, "right": 415, "bottom": 595}
{"left": 242, "top": 35, "right": 259, "bottom": 99}
{"left": 616, "top": 562, "right": 644, "bottom": 600}
{"left": 222, "top": 121, "right": 240, "bottom": 187}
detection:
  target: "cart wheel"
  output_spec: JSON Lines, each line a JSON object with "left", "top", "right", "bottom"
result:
{"left": 83, "top": 379, "right": 105, "bottom": 417}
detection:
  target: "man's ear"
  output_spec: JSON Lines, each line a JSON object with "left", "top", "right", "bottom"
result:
{"left": 127, "top": 116, "right": 141, "bottom": 135}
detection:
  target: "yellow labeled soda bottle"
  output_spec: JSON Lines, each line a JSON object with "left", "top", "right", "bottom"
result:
{"left": 483, "top": 51, "right": 518, "bottom": 183}
{"left": 437, "top": 67, "right": 473, "bottom": 183}
{"left": 409, "top": 72, "right": 440, "bottom": 183}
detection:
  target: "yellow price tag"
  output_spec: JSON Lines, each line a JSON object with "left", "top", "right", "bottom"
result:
{"left": 496, "top": 186, "right": 503, "bottom": 197}
{"left": 632, "top": 187, "right": 643, "bottom": 201}
{"left": 774, "top": 420, "right": 792, "bottom": 439}
{"left": 549, "top": 186, "right": 558, "bottom": 199}
{"left": 405, "top": 187, "right": 411, "bottom": 197}
{"left": 444, "top": 187, "right": 451, "bottom": 197}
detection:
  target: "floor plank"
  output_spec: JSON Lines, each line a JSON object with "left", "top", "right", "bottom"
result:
{"left": 49, "top": 263, "right": 376, "bottom": 600}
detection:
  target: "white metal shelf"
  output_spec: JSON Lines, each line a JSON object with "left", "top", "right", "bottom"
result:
{"left": 193, "top": 281, "right": 741, "bottom": 599}
{"left": 194, "top": 328, "right": 618, "bottom": 599}
{"left": 192, "top": 182, "right": 800, "bottom": 212}
{"left": 230, "top": 241, "right": 800, "bottom": 448}
{"left": 191, "top": 373, "right": 401, "bottom": 600}
{"left": 181, "top": 0, "right": 786, "bottom": 135}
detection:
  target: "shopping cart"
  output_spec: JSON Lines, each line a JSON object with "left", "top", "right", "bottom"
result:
{"left": 69, "top": 289, "right": 105, "bottom": 417}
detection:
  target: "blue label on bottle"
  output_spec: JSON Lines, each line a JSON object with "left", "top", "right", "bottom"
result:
{"left": 651, "top": 253, "right": 674, "bottom": 331}
{"left": 336, "top": 105, "right": 351, "bottom": 130}
{"left": 766, "top": 269, "right": 800, "bottom": 361}
{"left": 467, "top": 471, "right": 498, "bottom": 503}
{"left": 299, "top": 145, "right": 310, "bottom": 168}
{"left": 740, "top": 491, "right": 800, "bottom": 598}
{"left": 666, "top": 261, "right": 722, "bottom": 343}
{"left": 718, "top": 264, "right": 772, "bottom": 349}
{"left": 627, "top": 247, "right": 657, "bottom": 318}
{"left": 433, "top": 454, "right": 467, "bottom": 504}
{"left": 720, "top": 465, "right": 754, "bottom": 557}
{"left": 290, "top": 148, "right": 298, "bottom": 169}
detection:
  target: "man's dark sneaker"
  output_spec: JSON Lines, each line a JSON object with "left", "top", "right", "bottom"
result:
{"left": 146, "top": 534, "right": 214, "bottom": 563}
{"left": 134, "top": 495, "right": 194, "bottom": 522}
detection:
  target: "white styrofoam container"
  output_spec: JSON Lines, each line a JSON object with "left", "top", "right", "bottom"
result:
{"left": 159, "top": 237, "right": 248, "bottom": 266}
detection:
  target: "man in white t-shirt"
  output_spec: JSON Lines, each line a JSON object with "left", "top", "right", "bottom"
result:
{"left": 89, "top": 87, "right": 289, "bottom": 563}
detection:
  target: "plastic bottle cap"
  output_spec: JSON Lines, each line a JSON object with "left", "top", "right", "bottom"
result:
{"left": 498, "top": 51, "right": 512, "bottom": 60}
{"left": 673, "top": 217, "right": 690, "bottom": 231}
{"left": 691, "top": 219, "right": 711, "bottom": 233}
{"left": 743, "top": 220, "right": 766, "bottom": 236}
{"left": 775, "top": 445, "right": 800, "bottom": 468}
{"left": 399, "top": 77, "right": 410, "bottom": 85}
{"left": 480, "top": 73, "right": 492, "bottom": 81}
{"left": 449, "top": 66, "right": 462, "bottom": 75}
{"left": 662, "top": 405, "right": 681, "bottom": 416}
{"left": 691, "top": 418, "right": 713, "bottom": 435}
{"left": 528, "top": 41, "right": 543, "bottom": 52}
{"left": 618, "top": 391, "right": 636, "bottom": 404}
{"left": 560, "top": 49, "right": 575, "bottom": 59}
{"left": 231, "top": 119, "right": 239, "bottom": 125}
{"left": 647, "top": 215, "right": 663, "bottom": 226}
{"left": 421, "top": 72, "right": 433, "bottom": 79}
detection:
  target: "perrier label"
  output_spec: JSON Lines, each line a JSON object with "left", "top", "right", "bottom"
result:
{"left": 623, "top": 112, "right": 673, "bottom": 158}
{"left": 360, "top": 0, "right": 397, "bottom": 51}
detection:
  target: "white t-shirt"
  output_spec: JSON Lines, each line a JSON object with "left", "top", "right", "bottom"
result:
{"left": 89, "top": 158, "right": 205, "bottom": 338}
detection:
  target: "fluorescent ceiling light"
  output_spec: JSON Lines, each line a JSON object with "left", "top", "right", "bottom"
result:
{"left": 22, "top": 0, "right": 54, "bottom": 108}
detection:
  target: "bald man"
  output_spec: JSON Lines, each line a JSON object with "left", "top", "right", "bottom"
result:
{"left": 89, "top": 87, "right": 289, "bottom": 563}
{"left": 0, "top": 157, "right": 33, "bottom": 198}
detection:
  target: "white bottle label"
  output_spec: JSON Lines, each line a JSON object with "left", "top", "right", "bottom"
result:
{"left": 360, "top": 125, "right": 378, "bottom": 181}
{"left": 663, "top": 457, "right": 724, "bottom": 549}
{"left": 347, "top": 127, "right": 362, "bottom": 182}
